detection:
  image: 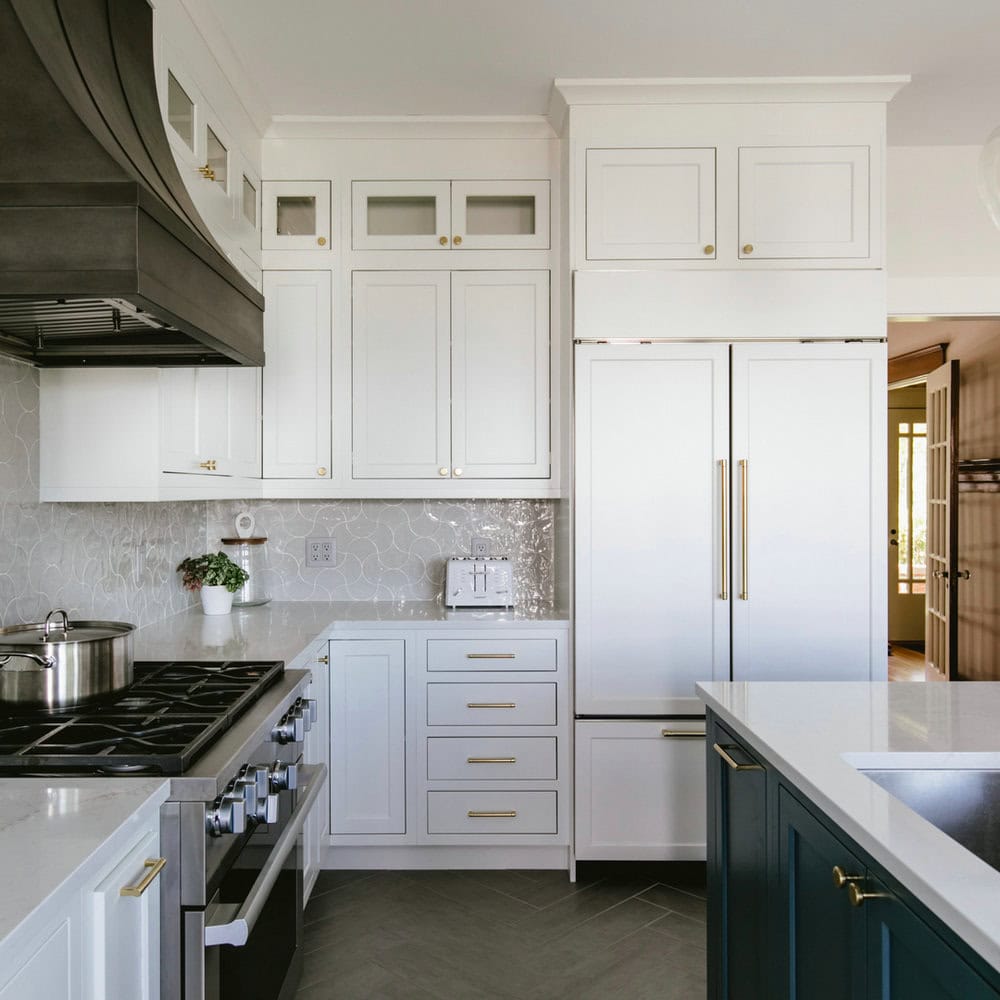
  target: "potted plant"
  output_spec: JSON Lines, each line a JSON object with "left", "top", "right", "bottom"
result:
{"left": 177, "top": 552, "right": 250, "bottom": 616}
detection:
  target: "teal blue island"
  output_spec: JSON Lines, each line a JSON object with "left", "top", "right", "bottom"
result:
{"left": 699, "top": 681, "right": 1000, "bottom": 1000}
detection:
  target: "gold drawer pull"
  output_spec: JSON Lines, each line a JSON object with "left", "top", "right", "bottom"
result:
{"left": 713, "top": 743, "right": 763, "bottom": 771}
{"left": 661, "top": 730, "right": 706, "bottom": 739}
{"left": 316, "top": 655, "right": 329, "bottom": 665}
{"left": 468, "top": 810, "right": 517, "bottom": 818}
{"left": 466, "top": 653, "right": 516, "bottom": 659}
{"left": 199, "top": 459, "right": 217, "bottom": 471}
{"left": 120, "top": 857, "right": 167, "bottom": 897}
{"left": 467, "top": 757, "right": 516, "bottom": 764}
{"left": 467, "top": 702, "right": 516, "bottom": 709}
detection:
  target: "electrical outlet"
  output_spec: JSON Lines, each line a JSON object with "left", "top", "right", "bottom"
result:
{"left": 306, "top": 538, "right": 336, "bottom": 566}
{"left": 471, "top": 536, "right": 490, "bottom": 558}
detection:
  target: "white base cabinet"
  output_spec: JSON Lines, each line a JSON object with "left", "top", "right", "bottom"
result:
{"left": 313, "top": 622, "right": 570, "bottom": 860}
{"left": 574, "top": 720, "right": 706, "bottom": 861}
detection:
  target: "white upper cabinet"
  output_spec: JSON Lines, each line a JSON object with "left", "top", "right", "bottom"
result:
{"left": 262, "top": 271, "right": 332, "bottom": 478}
{"left": 352, "top": 180, "right": 550, "bottom": 250}
{"left": 262, "top": 181, "right": 332, "bottom": 250}
{"left": 451, "top": 271, "right": 550, "bottom": 478}
{"left": 352, "top": 181, "right": 451, "bottom": 250}
{"left": 160, "top": 367, "right": 261, "bottom": 479}
{"left": 738, "top": 146, "right": 870, "bottom": 260}
{"left": 352, "top": 271, "right": 550, "bottom": 481}
{"left": 352, "top": 271, "right": 451, "bottom": 478}
{"left": 586, "top": 148, "right": 716, "bottom": 260}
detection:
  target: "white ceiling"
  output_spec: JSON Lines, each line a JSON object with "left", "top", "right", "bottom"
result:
{"left": 205, "top": 0, "right": 1000, "bottom": 145}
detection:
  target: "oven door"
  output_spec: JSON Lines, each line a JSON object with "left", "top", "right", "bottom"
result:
{"left": 184, "top": 763, "right": 326, "bottom": 1000}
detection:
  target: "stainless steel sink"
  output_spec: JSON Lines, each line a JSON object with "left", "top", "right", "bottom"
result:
{"left": 862, "top": 769, "right": 1000, "bottom": 873}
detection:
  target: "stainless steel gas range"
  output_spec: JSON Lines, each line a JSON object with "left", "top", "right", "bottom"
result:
{"left": 0, "top": 660, "right": 326, "bottom": 1000}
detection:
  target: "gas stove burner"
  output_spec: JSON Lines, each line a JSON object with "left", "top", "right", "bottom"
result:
{"left": 0, "top": 659, "right": 284, "bottom": 775}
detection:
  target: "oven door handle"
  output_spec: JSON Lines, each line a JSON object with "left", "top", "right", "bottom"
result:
{"left": 204, "top": 762, "right": 326, "bottom": 948}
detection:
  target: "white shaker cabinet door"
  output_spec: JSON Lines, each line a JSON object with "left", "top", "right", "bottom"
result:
{"left": 730, "top": 342, "right": 886, "bottom": 681}
{"left": 586, "top": 147, "right": 716, "bottom": 260}
{"left": 329, "top": 639, "right": 407, "bottom": 835}
{"left": 575, "top": 344, "right": 730, "bottom": 715}
{"left": 225, "top": 367, "right": 262, "bottom": 478}
{"left": 85, "top": 829, "right": 161, "bottom": 1000}
{"left": 0, "top": 921, "right": 72, "bottom": 1000}
{"left": 352, "top": 271, "right": 451, "bottom": 479}
{"left": 738, "top": 146, "right": 870, "bottom": 260}
{"left": 262, "top": 270, "right": 332, "bottom": 479}
{"left": 575, "top": 720, "right": 706, "bottom": 861}
{"left": 451, "top": 271, "right": 550, "bottom": 479}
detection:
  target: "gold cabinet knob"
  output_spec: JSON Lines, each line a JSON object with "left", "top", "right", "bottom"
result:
{"left": 317, "top": 467, "right": 327, "bottom": 477}
{"left": 848, "top": 882, "right": 888, "bottom": 908}
{"left": 198, "top": 164, "right": 216, "bottom": 181}
{"left": 317, "top": 236, "right": 327, "bottom": 247}
{"left": 832, "top": 865, "right": 863, "bottom": 889}
{"left": 438, "top": 236, "right": 449, "bottom": 246}
{"left": 742, "top": 243, "right": 754, "bottom": 255}
{"left": 453, "top": 468, "right": 463, "bottom": 477}
{"left": 198, "top": 459, "right": 217, "bottom": 471}
{"left": 438, "top": 467, "right": 449, "bottom": 476}
{"left": 453, "top": 235, "right": 463, "bottom": 246}
{"left": 703, "top": 244, "right": 715, "bottom": 255}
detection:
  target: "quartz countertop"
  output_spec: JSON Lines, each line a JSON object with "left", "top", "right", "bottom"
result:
{"left": 698, "top": 681, "right": 1000, "bottom": 974}
{"left": 135, "top": 600, "right": 569, "bottom": 668}
{"left": 0, "top": 778, "right": 170, "bottom": 949}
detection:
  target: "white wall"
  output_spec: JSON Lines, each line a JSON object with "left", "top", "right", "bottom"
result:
{"left": 887, "top": 145, "right": 1000, "bottom": 315}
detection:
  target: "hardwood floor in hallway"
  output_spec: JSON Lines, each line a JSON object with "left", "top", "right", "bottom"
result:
{"left": 295, "top": 868, "right": 707, "bottom": 999}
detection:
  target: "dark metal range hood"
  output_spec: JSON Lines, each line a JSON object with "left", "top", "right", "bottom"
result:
{"left": 0, "top": 0, "right": 264, "bottom": 366}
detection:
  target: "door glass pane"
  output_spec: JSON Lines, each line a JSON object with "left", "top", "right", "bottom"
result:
{"left": 167, "top": 72, "right": 194, "bottom": 150}
{"left": 276, "top": 196, "right": 316, "bottom": 236}
{"left": 897, "top": 421, "right": 927, "bottom": 595}
{"left": 465, "top": 195, "right": 536, "bottom": 235}
{"left": 206, "top": 126, "right": 228, "bottom": 190}
{"left": 242, "top": 176, "right": 257, "bottom": 227}
{"left": 367, "top": 196, "right": 436, "bottom": 236}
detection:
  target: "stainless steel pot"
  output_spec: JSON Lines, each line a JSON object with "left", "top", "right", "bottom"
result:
{"left": 0, "top": 610, "right": 135, "bottom": 709}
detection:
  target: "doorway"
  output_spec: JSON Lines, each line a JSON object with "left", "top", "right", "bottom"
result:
{"left": 888, "top": 383, "right": 927, "bottom": 681}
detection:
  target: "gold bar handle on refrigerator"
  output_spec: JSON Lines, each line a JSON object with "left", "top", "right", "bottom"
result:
{"left": 739, "top": 459, "right": 749, "bottom": 601}
{"left": 719, "top": 459, "right": 728, "bottom": 600}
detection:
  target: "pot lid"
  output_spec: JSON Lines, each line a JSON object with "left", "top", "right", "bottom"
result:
{"left": 0, "top": 619, "right": 136, "bottom": 646}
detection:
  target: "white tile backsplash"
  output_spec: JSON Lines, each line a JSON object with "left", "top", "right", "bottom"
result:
{"left": 0, "top": 357, "right": 556, "bottom": 624}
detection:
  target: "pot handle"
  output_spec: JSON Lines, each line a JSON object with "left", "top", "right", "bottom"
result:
{"left": 0, "top": 652, "right": 56, "bottom": 670}
{"left": 43, "top": 609, "right": 70, "bottom": 640}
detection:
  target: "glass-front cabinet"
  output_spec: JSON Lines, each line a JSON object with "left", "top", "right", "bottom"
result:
{"left": 262, "top": 180, "right": 332, "bottom": 250}
{"left": 352, "top": 180, "right": 550, "bottom": 250}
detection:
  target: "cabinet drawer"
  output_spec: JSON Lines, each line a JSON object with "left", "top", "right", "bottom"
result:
{"left": 427, "top": 791, "right": 557, "bottom": 834}
{"left": 427, "top": 737, "right": 557, "bottom": 780}
{"left": 426, "top": 683, "right": 556, "bottom": 726}
{"left": 426, "top": 638, "right": 556, "bottom": 671}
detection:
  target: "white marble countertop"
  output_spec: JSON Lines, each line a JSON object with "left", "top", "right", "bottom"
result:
{"left": 698, "top": 681, "right": 1000, "bottom": 975}
{"left": 135, "top": 600, "right": 569, "bottom": 667}
{"left": 0, "top": 778, "right": 170, "bottom": 948}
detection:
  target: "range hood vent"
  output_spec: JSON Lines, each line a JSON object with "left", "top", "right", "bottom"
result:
{"left": 0, "top": 0, "right": 264, "bottom": 367}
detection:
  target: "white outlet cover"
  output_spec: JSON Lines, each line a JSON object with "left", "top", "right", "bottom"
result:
{"left": 306, "top": 537, "right": 336, "bottom": 566}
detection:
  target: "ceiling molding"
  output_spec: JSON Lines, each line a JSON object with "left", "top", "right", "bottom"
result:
{"left": 552, "top": 76, "right": 911, "bottom": 110}
{"left": 265, "top": 116, "right": 556, "bottom": 141}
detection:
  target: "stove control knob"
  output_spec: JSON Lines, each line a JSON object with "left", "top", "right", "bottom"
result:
{"left": 236, "top": 765, "right": 271, "bottom": 824}
{"left": 233, "top": 775, "right": 259, "bottom": 819}
{"left": 302, "top": 698, "right": 318, "bottom": 726}
{"left": 206, "top": 792, "right": 246, "bottom": 837}
{"left": 268, "top": 759, "right": 298, "bottom": 791}
{"left": 291, "top": 701, "right": 312, "bottom": 734}
{"left": 261, "top": 792, "right": 280, "bottom": 825}
{"left": 270, "top": 708, "right": 305, "bottom": 744}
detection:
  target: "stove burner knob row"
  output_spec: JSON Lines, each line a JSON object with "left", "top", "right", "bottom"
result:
{"left": 267, "top": 759, "right": 298, "bottom": 791}
{"left": 206, "top": 791, "right": 247, "bottom": 837}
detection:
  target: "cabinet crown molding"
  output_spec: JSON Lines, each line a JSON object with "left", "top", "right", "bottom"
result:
{"left": 265, "top": 115, "right": 555, "bottom": 141}
{"left": 548, "top": 75, "right": 910, "bottom": 134}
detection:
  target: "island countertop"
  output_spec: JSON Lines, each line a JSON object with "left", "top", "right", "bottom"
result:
{"left": 0, "top": 778, "right": 170, "bottom": 957}
{"left": 698, "top": 680, "right": 1000, "bottom": 975}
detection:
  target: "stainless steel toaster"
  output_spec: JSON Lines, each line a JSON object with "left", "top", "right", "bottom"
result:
{"left": 444, "top": 557, "right": 514, "bottom": 608}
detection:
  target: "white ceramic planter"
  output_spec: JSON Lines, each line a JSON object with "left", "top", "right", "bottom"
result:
{"left": 200, "top": 585, "right": 234, "bottom": 616}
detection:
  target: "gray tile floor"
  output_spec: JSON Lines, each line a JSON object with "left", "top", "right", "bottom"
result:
{"left": 295, "top": 868, "right": 707, "bottom": 999}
